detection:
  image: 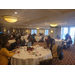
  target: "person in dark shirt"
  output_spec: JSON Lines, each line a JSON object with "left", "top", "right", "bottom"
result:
{"left": 10, "top": 37, "right": 21, "bottom": 50}
{"left": 56, "top": 34, "right": 60, "bottom": 39}
{"left": 13, "top": 32, "right": 16, "bottom": 38}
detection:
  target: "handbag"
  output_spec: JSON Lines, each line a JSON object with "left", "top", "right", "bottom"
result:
{"left": 57, "top": 46, "right": 63, "bottom": 60}
{"left": 59, "top": 51, "right": 63, "bottom": 60}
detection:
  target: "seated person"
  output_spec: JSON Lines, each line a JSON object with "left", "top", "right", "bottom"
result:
{"left": 28, "top": 35, "right": 34, "bottom": 45}
{"left": 33, "top": 33, "right": 36, "bottom": 36}
{"left": 56, "top": 34, "right": 60, "bottom": 39}
{"left": 39, "top": 37, "right": 44, "bottom": 42}
{"left": 20, "top": 36, "right": 26, "bottom": 46}
{"left": 10, "top": 37, "right": 21, "bottom": 50}
{"left": 68, "top": 35, "right": 72, "bottom": 44}
{"left": 27, "top": 33, "right": 31, "bottom": 39}
{"left": 9, "top": 35, "right": 14, "bottom": 40}
{"left": 49, "top": 39, "right": 58, "bottom": 58}
{"left": 0, "top": 40, "right": 14, "bottom": 65}
{"left": 0, "top": 40, "right": 3, "bottom": 50}
{"left": 45, "top": 36, "right": 52, "bottom": 47}
{"left": 13, "top": 32, "right": 16, "bottom": 38}
{"left": 62, "top": 34, "right": 72, "bottom": 48}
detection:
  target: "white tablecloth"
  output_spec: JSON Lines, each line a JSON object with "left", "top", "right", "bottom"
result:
{"left": 24, "top": 35, "right": 28, "bottom": 40}
{"left": 8, "top": 40, "right": 15, "bottom": 45}
{"left": 35, "top": 36, "right": 42, "bottom": 42}
{"left": 11, "top": 46, "right": 53, "bottom": 65}
{"left": 55, "top": 39, "right": 62, "bottom": 46}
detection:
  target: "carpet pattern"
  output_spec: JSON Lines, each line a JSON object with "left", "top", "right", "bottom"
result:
{"left": 52, "top": 45, "right": 75, "bottom": 65}
{"left": 33, "top": 42, "right": 75, "bottom": 65}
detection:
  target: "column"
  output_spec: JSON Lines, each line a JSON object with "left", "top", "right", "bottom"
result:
{"left": 10, "top": 27, "right": 13, "bottom": 34}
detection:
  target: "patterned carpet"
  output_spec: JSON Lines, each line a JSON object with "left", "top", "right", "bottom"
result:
{"left": 33, "top": 42, "right": 75, "bottom": 65}
{"left": 52, "top": 44, "right": 75, "bottom": 65}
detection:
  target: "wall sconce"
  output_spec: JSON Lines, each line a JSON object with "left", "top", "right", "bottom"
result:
{"left": 13, "top": 29, "right": 15, "bottom": 32}
{"left": 26, "top": 30, "right": 28, "bottom": 32}
{"left": 51, "top": 30, "right": 53, "bottom": 33}
{"left": 4, "top": 28, "right": 6, "bottom": 32}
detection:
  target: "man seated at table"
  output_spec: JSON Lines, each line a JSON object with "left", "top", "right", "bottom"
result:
{"left": 10, "top": 37, "right": 21, "bottom": 50}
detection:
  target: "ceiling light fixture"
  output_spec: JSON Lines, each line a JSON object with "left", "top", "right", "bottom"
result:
{"left": 3, "top": 16, "right": 18, "bottom": 23}
{"left": 15, "top": 12, "right": 17, "bottom": 14}
{"left": 50, "top": 23, "right": 58, "bottom": 27}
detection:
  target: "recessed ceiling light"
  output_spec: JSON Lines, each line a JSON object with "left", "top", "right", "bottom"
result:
{"left": 15, "top": 12, "right": 17, "bottom": 14}
{"left": 65, "top": 22, "right": 66, "bottom": 23}
{"left": 28, "top": 19, "right": 29, "bottom": 21}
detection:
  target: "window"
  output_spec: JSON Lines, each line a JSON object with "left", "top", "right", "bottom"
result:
{"left": 45, "top": 30, "right": 49, "bottom": 35}
{"left": 61, "top": 27, "right": 68, "bottom": 39}
{"left": 70, "top": 27, "right": 75, "bottom": 44}
{"left": 8, "top": 30, "right": 10, "bottom": 33}
{"left": 31, "top": 30, "right": 37, "bottom": 34}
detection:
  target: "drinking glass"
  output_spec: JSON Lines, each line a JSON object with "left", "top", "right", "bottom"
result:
{"left": 17, "top": 50, "right": 20, "bottom": 56}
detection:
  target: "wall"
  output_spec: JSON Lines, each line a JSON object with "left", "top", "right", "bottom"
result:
{"left": 0, "top": 26, "right": 61, "bottom": 39}
{"left": 48, "top": 27, "right": 61, "bottom": 39}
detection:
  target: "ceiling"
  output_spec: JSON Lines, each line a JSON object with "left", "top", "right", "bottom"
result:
{"left": 0, "top": 9, "right": 75, "bottom": 29}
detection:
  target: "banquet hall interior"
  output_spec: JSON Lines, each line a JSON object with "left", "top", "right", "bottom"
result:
{"left": 0, "top": 9, "right": 75, "bottom": 65}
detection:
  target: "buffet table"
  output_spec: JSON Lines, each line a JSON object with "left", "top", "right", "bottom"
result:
{"left": 11, "top": 45, "right": 52, "bottom": 65}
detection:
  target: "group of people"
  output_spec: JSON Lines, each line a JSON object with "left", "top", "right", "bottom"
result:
{"left": 27, "top": 33, "right": 36, "bottom": 45}
{"left": 0, "top": 32, "right": 72, "bottom": 65}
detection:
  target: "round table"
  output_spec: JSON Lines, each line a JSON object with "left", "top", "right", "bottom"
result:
{"left": 24, "top": 35, "right": 28, "bottom": 40}
{"left": 8, "top": 40, "right": 15, "bottom": 45}
{"left": 55, "top": 39, "right": 62, "bottom": 46}
{"left": 11, "top": 46, "right": 53, "bottom": 65}
{"left": 35, "top": 36, "right": 42, "bottom": 42}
